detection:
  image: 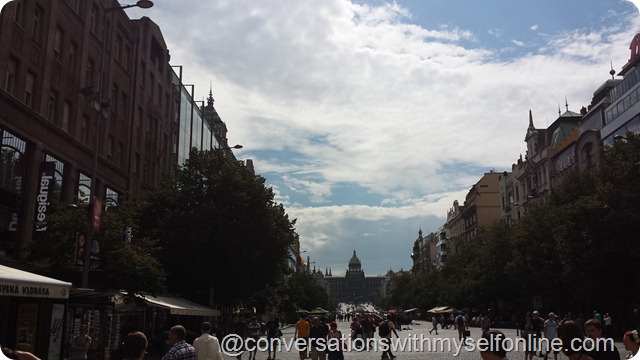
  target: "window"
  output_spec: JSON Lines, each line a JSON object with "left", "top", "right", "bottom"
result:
{"left": 79, "top": 115, "right": 88, "bottom": 144}
{"left": 117, "top": 142, "right": 124, "bottom": 167}
{"left": 48, "top": 91, "right": 57, "bottom": 123}
{"left": 85, "top": 59, "right": 94, "bottom": 87}
{"left": 4, "top": 58, "right": 17, "bottom": 95}
{"left": 62, "top": 101, "right": 71, "bottom": 132}
{"left": 114, "top": 35, "right": 122, "bottom": 62}
{"left": 54, "top": 28, "right": 63, "bottom": 61}
{"left": 105, "top": 188, "right": 119, "bottom": 209}
{"left": 25, "top": 72, "right": 35, "bottom": 108}
{"left": 13, "top": 0, "right": 24, "bottom": 26}
{"left": 123, "top": 45, "right": 130, "bottom": 71}
{"left": 78, "top": 173, "right": 91, "bottom": 202}
{"left": 107, "top": 135, "right": 113, "bottom": 161}
{"left": 32, "top": 5, "right": 43, "bottom": 42}
{"left": 90, "top": 5, "right": 98, "bottom": 34}
{"left": 68, "top": 42, "right": 77, "bottom": 72}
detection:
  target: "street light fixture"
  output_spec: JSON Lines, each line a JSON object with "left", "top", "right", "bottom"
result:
{"left": 81, "top": 0, "right": 154, "bottom": 289}
{"left": 219, "top": 144, "right": 243, "bottom": 150}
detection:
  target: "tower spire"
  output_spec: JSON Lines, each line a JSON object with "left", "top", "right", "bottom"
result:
{"left": 207, "top": 82, "right": 214, "bottom": 106}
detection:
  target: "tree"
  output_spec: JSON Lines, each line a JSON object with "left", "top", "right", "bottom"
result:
{"left": 282, "top": 271, "right": 330, "bottom": 311}
{"left": 139, "top": 149, "right": 298, "bottom": 305}
{"left": 27, "top": 198, "right": 165, "bottom": 295}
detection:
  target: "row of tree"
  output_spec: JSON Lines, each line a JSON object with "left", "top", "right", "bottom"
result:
{"left": 390, "top": 134, "right": 640, "bottom": 329}
{"left": 29, "top": 149, "right": 304, "bottom": 309}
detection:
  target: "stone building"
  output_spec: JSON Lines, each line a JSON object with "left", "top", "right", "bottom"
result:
{"left": 324, "top": 250, "right": 384, "bottom": 303}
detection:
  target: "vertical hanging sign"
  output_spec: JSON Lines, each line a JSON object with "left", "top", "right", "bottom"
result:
{"left": 34, "top": 162, "right": 56, "bottom": 232}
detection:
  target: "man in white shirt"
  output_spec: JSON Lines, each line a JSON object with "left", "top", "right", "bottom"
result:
{"left": 193, "top": 322, "right": 223, "bottom": 360}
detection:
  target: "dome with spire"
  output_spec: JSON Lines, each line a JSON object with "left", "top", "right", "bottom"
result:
{"left": 348, "top": 250, "right": 361, "bottom": 267}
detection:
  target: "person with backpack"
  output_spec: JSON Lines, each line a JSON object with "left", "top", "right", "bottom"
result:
{"left": 379, "top": 314, "right": 398, "bottom": 359}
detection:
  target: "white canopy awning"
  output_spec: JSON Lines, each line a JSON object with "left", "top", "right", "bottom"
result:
{"left": 136, "top": 294, "right": 220, "bottom": 316}
{"left": 0, "top": 265, "right": 72, "bottom": 299}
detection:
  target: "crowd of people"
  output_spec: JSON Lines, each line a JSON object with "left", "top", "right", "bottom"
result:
{"left": 2, "top": 309, "right": 638, "bottom": 360}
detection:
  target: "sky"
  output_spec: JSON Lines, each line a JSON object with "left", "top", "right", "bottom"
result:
{"left": 119, "top": 0, "right": 640, "bottom": 277}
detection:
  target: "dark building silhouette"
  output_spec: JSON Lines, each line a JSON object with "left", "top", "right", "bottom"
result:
{"left": 324, "top": 250, "right": 384, "bottom": 303}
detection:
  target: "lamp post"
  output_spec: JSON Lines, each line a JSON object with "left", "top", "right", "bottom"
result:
{"left": 81, "top": 0, "right": 154, "bottom": 289}
{"left": 218, "top": 144, "right": 243, "bottom": 150}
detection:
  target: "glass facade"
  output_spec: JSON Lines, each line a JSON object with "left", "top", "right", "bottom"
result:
{"left": 171, "top": 69, "right": 217, "bottom": 166}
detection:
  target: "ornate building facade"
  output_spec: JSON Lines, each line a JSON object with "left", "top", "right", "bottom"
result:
{"left": 324, "top": 250, "right": 384, "bottom": 303}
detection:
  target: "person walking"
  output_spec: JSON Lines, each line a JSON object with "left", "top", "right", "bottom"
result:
{"left": 327, "top": 322, "right": 344, "bottom": 360}
{"left": 163, "top": 325, "right": 197, "bottom": 360}
{"left": 247, "top": 317, "right": 262, "bottom": 360}
{"left": 294, "top": 315, "right": 311, "bottom": 360}
{"left": 123, "top": 331, "right": 148, "bottom": 360}
{"left": 379, "top": 314, "right": 399, "bottom": 360}
{"left": 456, "top": 313, "right": 467, "bottom": 340}
{"left": 193, "top": 322, "right": 223, "bottom": 360}
{"left": 429, "top": 315, "right": 439, "bottom": 335}
{"left": 543, "top": 313, "right": 559, "bottom": 360}
{"left": 309, "top": 317, "right": 328, "bottom": 360}
{"left": 70, "top": 324, "right": 91, "bottom": 360}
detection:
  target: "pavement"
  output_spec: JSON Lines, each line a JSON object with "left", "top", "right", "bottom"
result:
{"left": 220, "top": 321, "right": 631, "bottom": 360}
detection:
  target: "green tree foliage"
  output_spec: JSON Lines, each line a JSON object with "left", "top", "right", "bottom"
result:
{"left": 28, "top": 198, "right": 165, "bottom": 295}
{"left": 138, "top": 149, "right": 297, "bottom": 306}
{"left": 390, "top": 134, "right": 640, "bottom": 316}
{"left": 282, "top": 271, "right": 330, "bottom": 311}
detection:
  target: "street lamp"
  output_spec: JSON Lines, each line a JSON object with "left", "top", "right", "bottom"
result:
{"left": 219, "top": 144, "right": 243, "bottom": 150}
{"left": 81, "top": 0, "right": 154, "bottom": 289}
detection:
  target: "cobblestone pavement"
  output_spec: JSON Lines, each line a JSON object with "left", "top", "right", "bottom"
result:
{"left": 220, "top": 321, "right": 629, "bottom": 360}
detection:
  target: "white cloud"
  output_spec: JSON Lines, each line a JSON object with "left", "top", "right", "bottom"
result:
{"left": 140, "top": 0, "right": 640, "bottom": 275}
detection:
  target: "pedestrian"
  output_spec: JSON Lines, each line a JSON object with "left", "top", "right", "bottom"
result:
{"left": 543, "top": 313, "right": 559, "bottom": 360}
{"left": 266, "top": 318, "right": 281, "bottom": 360}
{"left": 247, "top": 317, "right": 262, "bottom": 360}
{"left": 603, "top": 314, "right": 612, "bottom": 337}
{"left": 362, "top": 315, "right": 374, "bottom": 339}
{"left": 479, "top": 330, "right": 509, "bottom": 360}
{"left": 327, "top": 322, "right": 344, "bottom": 360}
{"left": 294, "top": 314, "right": 311, "bottom": 360}
{"left": 622, "top": 330, "right": 639, "bottom": 359}
{"left": 531, "top": 311, "right": 545, "bottom": 357}
{"left": 481, "top": 314, "right": 491, "bottom": 334}
{"left": 584, "top": 319, "right": 620, "bottom": 360}
{"left": 429, "top": 315, "right": 439, "bottom": 335}
{"left": 123, "top": 331, "right": 148, "bottom": 360}
{"left": 162, "top": 325, "right": 197, "bottom": 360}
{"left": 309, "top": 317, "right": 328, "bottom": 360}
{"left": 379, "top": 314, "right": 399, "bottom": 360}
{"left": 232, "top": 317, "right": 247, "bottom": 360}
{"left": 70, "top": 324, "right": 91, "bottom": 360}
{"left": 193, "top": 322, "right": 223, "bottom": 360}
{"left": 558, "top": 321, "right": 594, "bottom": 360}
{"left": 521, "top": 313, "right": 536, "bottom": 360}
{"left": 456, "top": 313, "right": 467, "bottom": 340}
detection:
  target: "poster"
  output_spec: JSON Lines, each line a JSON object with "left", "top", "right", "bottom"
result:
{"left": 48, "top": 304, "right": 65, "bottom": 360}
{"left": 15, "top": 303, "right": 39, "bottom": 352}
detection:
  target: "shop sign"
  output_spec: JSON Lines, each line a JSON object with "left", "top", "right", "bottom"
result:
{"left": 0, "top": 281, "right": 69, "bottom": 299}
{"left": 33, "top": 162, "right": 56, "bottom": 232}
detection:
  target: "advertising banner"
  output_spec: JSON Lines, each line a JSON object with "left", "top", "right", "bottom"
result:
{"left": 33, "top": 162, "right": 56, "bottom": 232}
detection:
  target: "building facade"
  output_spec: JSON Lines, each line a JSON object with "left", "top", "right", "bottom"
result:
{"left": 324, "top": 250, "right": 384, "bottom": 303}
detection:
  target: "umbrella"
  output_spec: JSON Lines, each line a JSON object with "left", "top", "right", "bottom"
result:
{"left": 297, "top": 309, "right": 309, "bottom": 314}
{"left": 308, "top": 307, "right": 330, "bottom": 315}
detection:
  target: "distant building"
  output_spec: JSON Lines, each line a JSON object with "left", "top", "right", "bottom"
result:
{"left": 324, "top": 250, "right": 384, "bottom": 303}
